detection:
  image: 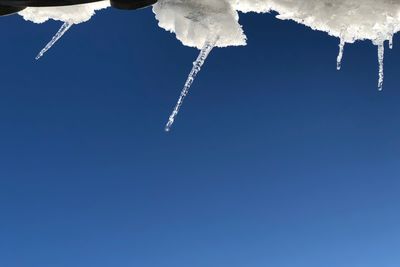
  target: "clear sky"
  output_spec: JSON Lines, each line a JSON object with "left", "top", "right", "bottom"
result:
{"left": 0, "top": 6, "right": 400, "bottom": 267}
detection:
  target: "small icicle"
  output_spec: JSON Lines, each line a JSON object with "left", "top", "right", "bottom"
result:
{"left": 165, "top": 38, "right": 217, "bottom": 132}
{"left": 389, "top": 35, "right": 394, "bottom": 49}
{"left": 336, "top": 37, "right": 346, "bottom": 70}
{"left": 36, "top": 22, "right": 73, "bottom": 60}
{"left": 377, "top": 42, "right": 385, "bottom": 91}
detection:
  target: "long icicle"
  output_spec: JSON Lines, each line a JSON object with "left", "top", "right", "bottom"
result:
{"left": 336, "top": 37, "right": 346, "bottom": 70}
{"left": 36, "top": 22, "right": 73, "bottom": 60}
{"left": 165, "top": 39, "right": 217, "bottom": 132}
{"left": 377, "top": 42, "right": 385, "bottom": 91}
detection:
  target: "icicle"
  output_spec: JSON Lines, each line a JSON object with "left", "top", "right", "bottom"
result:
{"left": 36, "top": 22, "right": 73, "bottom": 60}
{"left": 389, "top": 35, "right": 393, "bottom": 49}
{"left": 377, "top": 42, "right": 385, "bottom": 91}
{"left": 165, "top": 38, "right": 217, "bottom": 132}
{"left": 336, "top": 37, "right": 346, "bottom": 70}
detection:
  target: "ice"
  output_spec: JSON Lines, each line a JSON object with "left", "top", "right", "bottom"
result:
{"left": 10, "top": 0, "right": 400, "bottom": 125}
{"left": 18, "top": 1, "right": 109, "bottom": 59}
{"left": 377, "top": 42, "right": 385, "bottom": 91}
{"left": 36, "top": 22, "right": 73, "bottom": 60}
{"left": 14, "top": 1, "right": 400, "bottom": 89}
{"left": 336, "top": 37, "right": 345, "bottom": 70}
{"left": 165, "top": 39, "right": 216, "bottom": 131}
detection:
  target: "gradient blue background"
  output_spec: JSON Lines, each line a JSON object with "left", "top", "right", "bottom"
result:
{"left": 0, "top": 7, "right": 400, "bottom": 267}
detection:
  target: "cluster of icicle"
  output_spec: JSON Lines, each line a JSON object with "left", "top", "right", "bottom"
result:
{"left": 336, "top": 34, "right": 390, "bottom": 91}
{"left": 14, "top": 0, "right": 400, "bottom": 130}
{"left": 154, "top": 0, "right": 400, "bottom": 129}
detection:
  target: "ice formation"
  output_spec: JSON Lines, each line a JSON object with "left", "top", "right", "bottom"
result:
{"left": 150, "top": 0, "right": 400, "bottom": 129}
{"left": 165, "top": 38, "right": 216, "bottom": 131}
{"left": 19, "top": 1, "right": 109, "bottom": 58}
{"left": 15, "top": 0, "right": 400, "bottom": 87}
{"left": 17, "top": 0, "right": 400, "bottom": 51}
{"left": 152, "top": 0, "right": 400, "bottom": 90}
{"left": 7, "top": 0, "right": 400, "bottom": 128}
{"left": 336, "top": 36, "right": 345, "bottom": 70}
{"left": 377, "top": 42, "right": 385, "bottom": 91}
{"left": 35, "top": 22, "right": 73, "bottom": 60}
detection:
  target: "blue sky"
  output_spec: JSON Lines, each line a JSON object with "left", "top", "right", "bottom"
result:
{"left": 0, "top": 7, "right": 400, "bottom": 267}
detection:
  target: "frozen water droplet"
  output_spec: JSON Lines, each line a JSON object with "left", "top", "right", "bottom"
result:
{"left": 36, "top": 22, "right": 73, "bottom": 60}
{"left": 165, "top": 39, "right": 216, "bottom": 132}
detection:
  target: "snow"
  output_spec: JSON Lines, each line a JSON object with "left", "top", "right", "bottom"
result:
{"left": 151, "top": 0, "right": 400, "bottom": 48}
{"left": 18, "top": 1, "right": 110, "bottom": 59}
{"left": 18, "top": 1, "right": 109, "bottom": 24}
{"left": 17, "top": 0, "right": 400, "bottom": 49}
{"left": 15, "top": 0, "right": 400, "bottom": 55}
{"left": 151, "top": 0, "right": 400, "bottom": 89}
{"left": 12, "top": 0, "right": 400, "bottom": 91}
{"left": 232, "top": 0, "right": 400, "bottom": 45}
{"left": 153, "top": 0, "right": 246, "bottom": 49}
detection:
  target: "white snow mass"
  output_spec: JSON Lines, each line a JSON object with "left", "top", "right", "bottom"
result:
{"left": 152, "top": 0, "right": 400, "bottom": 48}
{"left": 153, "top": 0, "right": 246, "bottom": 48}
{"left": 19, "top": 1, "right": 110, "bottom": 24}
